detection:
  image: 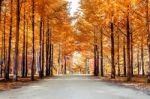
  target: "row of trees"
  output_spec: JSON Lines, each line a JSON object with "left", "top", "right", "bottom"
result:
{"left": 76, "top": 0, "right": 150, "bottom": 82}
{"left": 0, "top": 0, "right": 74, "bottom": 81}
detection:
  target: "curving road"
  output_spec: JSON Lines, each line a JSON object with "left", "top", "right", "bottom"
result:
{"left": 0, "top": 75, "right": 150, "bottom": 99}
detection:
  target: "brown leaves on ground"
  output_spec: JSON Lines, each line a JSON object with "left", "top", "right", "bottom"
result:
{"left": 0, "top": 76, "right": 42, "bottom": 91}
{"left": 101, "top": 75, "right": 150, "bottom": 92}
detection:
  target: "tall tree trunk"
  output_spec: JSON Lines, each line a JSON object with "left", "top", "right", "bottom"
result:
{"left": 21, "top": 2, "right": 26, "bottom": 78}
{"left": 111, "top": 22, "right": 115, "bottom": 79}
{"left": 31, "top": 0, "right": 35, "bottom": 81}
{"left": 3, "top": 9, "right": 6, "bottom": 78}
{"left": 58, "top": 44, "right": 61, "bottom": 75}
{"left": 49, "top": 43, "right": 52, "bottom": 76}
{"left": 64, "top": 56, "right": 67, "bottom": 74}
{"left": 130, "top": 30, "right": 134, "bottom": 76}
{"left": 141, "top": 33, "right": 145, "bottom": 76}
{"left": 94, "top": 44, "right": 97, "bottom": 76}
{"left": 3, "top": 9, "right": 6, "bottom": 66}
{"left": 97, "top": 47, "right": 99, "bottom": 76}
{"left": 51, "top": 44, "right": 54, "bottom": 76}
{"left": 25, "top": 21, "right": 28, "bottom": 77}
{"left": 117, "top": 33, "right": 120, "bottom": 76}
{"left": 94, "top": 44, "right": 99, "bottom": 76}
{"left": 39, "top": 17, "right": 42, "bottom": 78}
{"left": 48, "top": 29, "right": 51, "bottom": 76}
{"left": 94, "top": 28, "right": 99, "bottom": 76}
{"left": 46, "top": 28, "right": 50, "bottom": 76}
{"left": 14, "top": 0, "right": 20, "bottom": 81}
{"left": 5, "top": 0, "right": 13, "bottom": 80}
{"left": 100, "top": 29, "right": 104, "bottom": 76}
{"left": 41, "top": 22, "right": 44, "bottom": 78}
{"left": 127, "top": 14, "right": 132, "bottom": 81}
{"left": 137, "top": 46, "right": 140, "bottom": 75}
{"left": 146, "top": 0, "right": 150, "bottom": 83}
{"left": 0, "top": 0, "right": 3, "bottom": 78}
{"left": 123, "top": 37, "right": 126, "bottom": 76}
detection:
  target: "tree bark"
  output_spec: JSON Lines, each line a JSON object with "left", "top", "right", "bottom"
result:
{"left": 117, "top": 33, "right": 120, "bottom": 76}
{"left": 130, "top": 30, "right": 133, "bottom": 76}
{"left": 3, "top": 9, "right": 6, "bottom": 68}
{"left": 41, "top": 21, "right": 44, "bottom": 78}
{"left": 31, "top": 0, "right": 35, "bottom": 81}
{"left": 46, "top": 27, "right": 50, "bottom": 76}
{"left": 127, "top": 15, "right": 132, "bottom": 81}
{"left": 141, "top": 33, "right": 145, "bottom": 76}
{"left": 123, "top": 37, "right": 126, "bottom": 77}
{"left": 111, "top": 22, "right": 115, "bottom": 79}
{"left": 146, "top": 0, "right": 150, "bottom": 83}
{"left": 49, "top": 43, "right": 52, "bottom": 76}
{"left": 21, "top": 2, "right": 26, "bottom": 78}
{"left": 51, "top": 44, "right": 54, "bottom": 76}
{"left": 100, "top": 29, "right": 104, "bottom": 76}
{"left": 39, "top": 17, "right": 42, "bottom": 78}
{"left": 0, "top": 0, "right": 3, "bottom": 78}
{"left": 64, "top": 56, "right": 67, "bottom": 74}
{"left": 25, "top": 22, "right": 28, "bottom": 77}
{"left": 5, "top": 0, "right": 13, "bottom": 80}
{"left": 14, "top": 0, "right": 20, "bottom": 81}
{"left": 137, "top": 46, "right": 140, "bottom": 75}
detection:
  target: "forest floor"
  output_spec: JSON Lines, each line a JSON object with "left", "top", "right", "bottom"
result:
{"left": 101, "top": 75, "right": 150, "bottom": 95}
{"left": 0, "top": 76, "right": 48, "bottom": 91}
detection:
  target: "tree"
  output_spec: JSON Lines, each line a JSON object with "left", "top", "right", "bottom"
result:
{"left": 21, "top": 0, "right": 26, "bottom": 78}
{"left": 5, "top": 0, "right": 13, "bottom": 80}
{"left": 31, "top": 0, "right": 35, "bottom": 81}
{"left": 14, "top": 0, "right": 20, "bottom": 81}
{"left": 146, "top": 0, "right": 150, "bottom": 83}
{"left": 100, "top": 28, "right": 104, "bottom": 76}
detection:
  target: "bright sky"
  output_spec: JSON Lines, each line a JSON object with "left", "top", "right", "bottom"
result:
{"left": 67, "top": 0, "right": 80, "bottom": 16}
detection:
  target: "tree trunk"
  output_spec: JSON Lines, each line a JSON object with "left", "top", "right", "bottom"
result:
{"left": 46, "top": 28, "right": 50, "bottom": 76}
{"left": 94, "top": 44, "right": 99, "bottom": 76}
{"left": 41, "top": 22, "right": 44, "bottom": 78}
{"left": 51, "top": 44, "right": 54, "bottom": 76}
{"left": 14, "top": 0, "right": 20, "bottom": 81}
{"left": 39, "top": 17, "right": 42, "bottom": 78}
{"left": 111, "top": 22, "right": 115, "bottom": 79}
{"left": 123, "top": 37, "right": 126, "bottom": 77}
{"left": 21, "top": 3, "right": 26, "bottom": 78}
{"left": 3, "top": 8, "right": 6, "bottom": 79}
{"left": 49, "top": 30, "right": 52, "bottom": 76}
{"left": 141, "top": 33, "right": 145, "bottom": 76}
{"left": 146, "top": 0, "right": 150, "bottom": 83}
{"left": 5, "top": 0, "right": 13, "bottom": 80}
{"left": 100, "top": 29, "right": 104, "bottom": 76}
{"left": 58, "top": 44, "right": 61, "bottom": 75}
{"left": 130, "top": 30, "right": 134, "bottom": 76}
{"left": 25, "top": 21, "right": 28, "bottom": 77}
{"left": 31, "top": 0, "right": 35, "bottom": 81}
{"left": 117, "top": 33, "right": 120, "bottom": 76}
{"left": 0, "top": 0, "right": 3, "bottom": 78}
{"left": 137, "top": 46, "right": 140, "bottom": 75}
{"left": 47, "top": 29, "right": 50, "bottom": 76}
{"left": 127, "top": 15, "right": 132, "bottom": 81}
{"left": 97, "top": 47, "right": 99, "bottom": 76}
{"left": 49, "top": 43, "right": 52, "bottom": 76}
